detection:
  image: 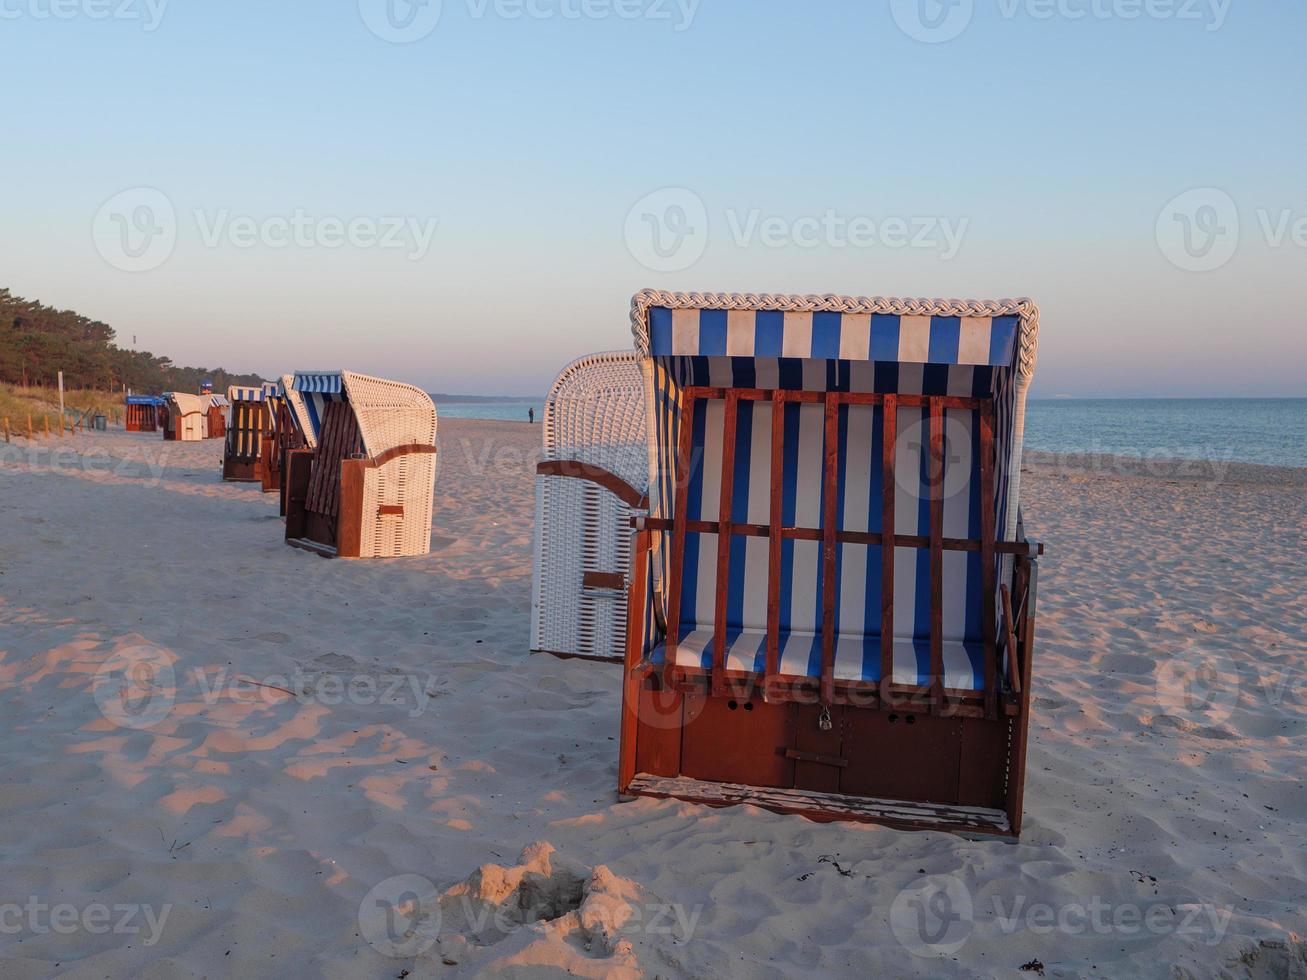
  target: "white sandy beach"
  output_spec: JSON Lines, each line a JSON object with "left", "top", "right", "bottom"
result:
{"left": 0, "top": 421, "right": 1304, "bottom": 979}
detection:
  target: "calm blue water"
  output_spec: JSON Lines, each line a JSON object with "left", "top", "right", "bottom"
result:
{"left": 438, "top": 397, "right": 1307, "bottom": 468}
{"left": 1025, "top": 399, "right": 1307, "bottom": 468}
{"left": 434, "top": 399, "right": 543, "bottom": 422}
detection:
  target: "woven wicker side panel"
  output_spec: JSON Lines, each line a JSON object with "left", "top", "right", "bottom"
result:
{"left": 531, "top": 475, "right": 632, "bottom": 658}
{"left": 361, "top": 451, "right": 436, "bottom": 558}
{"left": 307, "top": 402, "right": 362, "bottom": 518}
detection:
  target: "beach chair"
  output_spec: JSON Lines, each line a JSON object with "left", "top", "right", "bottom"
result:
{"left": 206, "top": 394, "right": 229, "bottom": 440}
{"left": 284, "top": 371, "right": 438, "bottom": 558}
{"left": 163, "top": 392, "right": 209, "bottom": 441}
{"left": 222, "top": 385, "right": 276, "bottom": 482}
{"left": 259, "top": 375, "right": 311, "bottom": 499}
{"left": 617, "top": 290, "right": 1043, "bottom": 838}
{"left": 124, "top": 395, "right": 164, "bottom": 432}
{"left": 530, "top": 351, "right": 649, "bottom": 663}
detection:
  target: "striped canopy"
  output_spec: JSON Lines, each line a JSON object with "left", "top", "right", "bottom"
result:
{"left": 294, "top": 373, "right": 345, "bottom": 395}
{"left": 647, "top": 307, "right": 1019, "bottom": 368}
{"left": 125, "top": 395, "right": 164, "bottom": 406}
{"left": 291, "top": 371, "right": 346, "bottom": 442}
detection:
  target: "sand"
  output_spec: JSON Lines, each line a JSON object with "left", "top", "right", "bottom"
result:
{"left": 0, "top": 421, "right": 1303, "bottom": 979}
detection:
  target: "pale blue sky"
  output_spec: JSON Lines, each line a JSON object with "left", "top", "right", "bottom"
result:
{"left": 1, "top": 0, "right": 1303, "bottom": 395}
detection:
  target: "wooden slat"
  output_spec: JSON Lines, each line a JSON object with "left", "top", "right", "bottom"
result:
{"left": 625, "top": 774, "right": 1012, "bottom": 836}
{"left": 670, "top": 387, "right": 990, "bottom": 412}
{"left": 765, "top": 391, "right": 786, "bottom": 683}
{"left": 662, "top": 390, "right": 699, "bottom": 687}
{"left": 618, "top": 530, "right": 652, "bottom": 793}
{"left": 979, "top": 405, "right": 999, "bottom": 720}
{"left": 880, "top": 395, "right": 897, "bottom": 696}
{"left": 1000, "top": 583, "right": 1021, "bottom": 696}
{"left": 535, "top": 459, "right": 644, "bottom": 508}
{"left": 584, "top": 570, "right": 625, "bottom": 591}
{"left": 712, "top": 391, "right": 740, "bottom": 695}
{"left": 639, "top": 517, "right": 1033, "bottom": 554}
{"left": 928, "top": 398, "right": 944, "bottom": 714}
{"left": 820, "top": 394, "right": 839, "bottom": 706}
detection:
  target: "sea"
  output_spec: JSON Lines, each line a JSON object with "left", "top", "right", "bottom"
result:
{"left": 1023, "top": 398, "right": 1306, "bottom": 469}
{"left": 434, "top": 397, "right": 1307, "bottom": 470}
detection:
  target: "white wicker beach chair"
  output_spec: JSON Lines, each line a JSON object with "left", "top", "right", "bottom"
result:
{"left": 165, "top": 392, "right": 209, "bottom": 441}
{"left": 284, "top": 371, "right": 438, "bottom": 559}
{"left": 531, "top": 351, "right": 649, "bottom": 662}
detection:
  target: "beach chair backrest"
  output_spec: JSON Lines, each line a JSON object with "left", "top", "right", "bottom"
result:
{"left": 226, "top": 386, "right": 270, "bottom": 464}
{"left": 532, "top": 351, "right": 648, "bottom": 660}
{"left": 633, "top": 291, "right": 1039, "bottom": 706}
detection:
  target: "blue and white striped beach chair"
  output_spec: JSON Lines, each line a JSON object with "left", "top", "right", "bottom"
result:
{"left": 223, "top": 385, "right": 272, "bottom": 482}
{"left": 618, "top": 290, "right": 1043, "bottom": 838}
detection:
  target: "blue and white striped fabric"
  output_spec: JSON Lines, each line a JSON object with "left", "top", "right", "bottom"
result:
{"left": 228, "top": 386, "right": 265, "bottom": 402}
{"left": 648, "top": 307, "right": 1019, "bottom": 367}
{"left": 649, "top": 393, "right": 987, "bottom": 690}
{"left": 291, "top": 371, "right": 346, "bottom": 441}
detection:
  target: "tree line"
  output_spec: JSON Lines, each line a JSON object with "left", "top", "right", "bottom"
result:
{"left": 0, "top": 287, "right": 264, "bottom": 394}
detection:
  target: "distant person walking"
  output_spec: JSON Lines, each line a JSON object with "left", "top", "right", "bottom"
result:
{"left": 528, "top": 407, "right": 535, "bottom": 424}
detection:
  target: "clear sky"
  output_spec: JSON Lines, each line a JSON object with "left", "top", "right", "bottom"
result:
{"left": 1, "top": 0, "right": 1303, "bottom": 396}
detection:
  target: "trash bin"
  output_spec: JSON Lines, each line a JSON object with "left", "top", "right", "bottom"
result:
{"left": 93, "top": 414, "right": 107, "bottom": 431}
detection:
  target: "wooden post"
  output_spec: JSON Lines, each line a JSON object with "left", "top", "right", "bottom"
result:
{"left": 711, "top": 391, "right": 740, "bottom": 696}
{"left": 880, "top": 395, "right": 897, "bottom": 699}
{"left": 2, "top": 418, "right": 8, "bottom": 443}
{"left": 820, "top": 394, "right": 840, "bottom": 707}
{"left": 26, "top": 415, "right": 33, "bottom": 440}
{"left": 663, "top": 389, "right": 699, "bottom": 688}
{"left": 336, "top": 459, "right": 366, "bottom": 558}
{"left": 978, "top": 405, "right": 999, "bottom": 720}
{"left": 57, "top": 371, "right": 65, "bottom": 428}
{"left": 765, "top": 392, "right": 786, "bottom": 687}
{"left": 928, "top": 399, "right": 945, "bottom": 714}
{"left": 45, "top": 416, "right": 51, "bottom": 438}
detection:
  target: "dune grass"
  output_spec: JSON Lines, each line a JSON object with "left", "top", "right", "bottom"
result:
{"left": 0, "top": 385, "right": 123, "bottom": 439}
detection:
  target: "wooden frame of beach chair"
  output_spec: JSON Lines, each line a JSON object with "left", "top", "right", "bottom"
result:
{"left": 260, "top": 375, "right": 312, "bottom": 500}
{"left": 531, "top": 351, "right": 649, "bottom": 664}
{"left": 617, "top": 290, "right": 1043, "bottom": 839}
{"left": 284, "top": 371, "right": 438, "bottom": 558}
{"left": 124, "top": 395, "right": 163, "bottom": 433}
{"left": 222, "top": 385, "right": 275, "bottom": 482}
